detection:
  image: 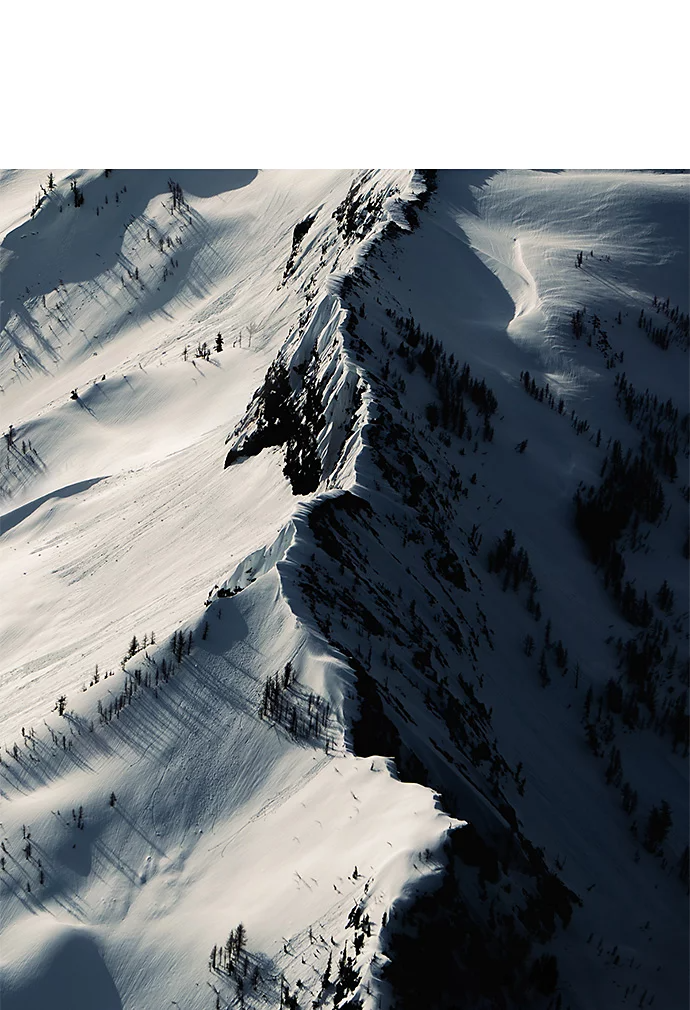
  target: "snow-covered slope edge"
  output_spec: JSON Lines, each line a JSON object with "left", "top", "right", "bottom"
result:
{"left": 213, "top": 170, "right": 470, "bottom": 1008}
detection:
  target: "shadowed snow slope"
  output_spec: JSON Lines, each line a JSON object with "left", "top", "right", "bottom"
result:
{"left": 327, "top": 169, "right": 687, "bottom": 1010}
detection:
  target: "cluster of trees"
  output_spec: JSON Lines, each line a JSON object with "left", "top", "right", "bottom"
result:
{"left": 574, "top": 439, "right": 665, "bottom": 592}
{"left": 614, "top": 372, "right": 686, "bottom": 480}
{"left": 571, "top": 308, "right": 585, "bottom": 338}
{"left": 70, "top": 179, "right": 84, "bottom": 208}
{"left": 208, "top": 923, "right": 267, "bottom": 1007}
{"left": 613, "top": 632, "right": 688, "bottom": 751}
{"left": 656, "top": 579, "right": 675, "bottom": 613}
{"left": 526, "top": 620, "right": 571, "bottom": 689}
{"left": 207, "top": 919, "right": 366, "bottom": 1008}
{"left": 96, "top": 627, "right": 192, "bottom": 726}
{"left": 385, "top": 308, "right": 498, "bottom": 442}
{"left": 487, "top": 529, "right": 538, "bottom": 597}
{"left": 258, "top": 662, "right": 332, "bottom": 746}
{"left": 30, "top": 188, "right": 47, "bottom": 218}
{"left": 167, "top": 178, "right": 185, "bottom": 212}
{"left": 0, "top": 424, "right": 45, "bottom": 501}
{"left": 619, "top": 584, "right": 653, "bottom": 628}
{"left": 283, "top": 362, "right": 323, "bottom": 495}
{"left": 346, "top": 900, "right": 373, "bottom": 953}
{"left": 570, "top": 308, "right": 625, "bottom": 367}
{"left": 487, "top": 527, "right": 544, "bottom": 622}
{"left": 121, "top": 632, "right": 156, "bottom": 666}
{"left": 640, "top": 296, "right": 689, "bottom": 350}
{"left": 573, "top": 424, "right": 689, "bottom": 751}
{"left": 330, "top": 942, "right": 361, "bottom": 1004}
{"left": 97, "top": 670, "right": 147, "bottom": 725}
{"left": 194, "top": 340, "right": 213, "bottom": 361}
{"left": 224, "top": 353, "right": 324, "bottom": 495}
{"left": 209, "top": 923, "right": 247, "bottom": 976}
{"left": 315, "top": 939, "right": 362, "bottom": 1006}
{"left": 1, "top": 827, "right": 46, "bottom": 892}
{"left": 519, "top": 370, "right": 592, "bottom": 436}
{"left": 332, "top": 172, "right": 389, "bottom": 245}
{"left": 170, "top": 628, "right": 192, "bottom": 663}
{"left": 642, "top": 800, "right": 673, "bottom": 853}
{"left": 585, "top": 669, "right": 686, "bottom": 873}
{"left": 283, "top": 212, "right": 317, "bottom": 280}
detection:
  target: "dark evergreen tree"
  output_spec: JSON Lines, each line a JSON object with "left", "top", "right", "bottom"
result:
{"left": 643, "top": 801, "right": 672, "bottom": 853}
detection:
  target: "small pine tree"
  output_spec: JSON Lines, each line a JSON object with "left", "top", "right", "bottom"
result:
{"left": 643, "top": 801, "right": 672, "bottom": 853}
{"left": 321, "top": 951, "right": 332, "bottom": 989}
{"left": 584, "top": 685, "right": 593, "bottom": 719}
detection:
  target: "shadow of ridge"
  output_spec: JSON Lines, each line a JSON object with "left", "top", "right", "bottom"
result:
{"left": 167, "top": 169, "right": 258, "bottom": 198}
{"left": 0, "top": 476, "right": 109, "bottom": 535}
{"left": 1, "top": 930, "right": 122, "bottom": 1010}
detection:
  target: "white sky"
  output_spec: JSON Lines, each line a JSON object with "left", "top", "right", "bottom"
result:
{"left": 1, "top": 0, "right": 688, "bottom": 169}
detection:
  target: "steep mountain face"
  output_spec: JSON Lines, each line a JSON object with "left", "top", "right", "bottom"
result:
{"left": 0, "top": 169, "right": 687, "bottom": 1010}
{"left": 277, "top": 171, "right": 689, "bottom": 1010}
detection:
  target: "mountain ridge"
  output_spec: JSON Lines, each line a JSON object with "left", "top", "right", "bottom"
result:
{"left": 1, "top": 168, "right": 687, "bottom": 1010}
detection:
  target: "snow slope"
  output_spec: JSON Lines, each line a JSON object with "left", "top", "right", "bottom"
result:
{"left": 1, "top": 168, "right": 688, "bottom": 1010}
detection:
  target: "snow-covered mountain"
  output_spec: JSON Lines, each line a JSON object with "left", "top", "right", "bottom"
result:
{"left": 0, "top": 168, "right": 687, "bottom": 1010}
